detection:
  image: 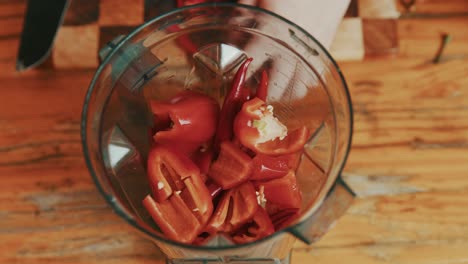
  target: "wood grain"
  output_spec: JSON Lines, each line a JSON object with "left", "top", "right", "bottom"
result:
{"left": 396, "top": 0, "right": 468, "bottom": 14}
{"left": 357, "top": 0, "right": 399, "bottom": 18}
{"left": 362, "top": 19, "right": 398, "bottom": 57}
{"left": 1, "top": 1, "right": 468, "bottom": 263}
{"left": 98, "top": 0, "right": 144, "bottom": 26}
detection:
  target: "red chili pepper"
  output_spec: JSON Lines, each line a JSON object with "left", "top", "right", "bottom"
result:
{"left": 233, "top": 97, "right": 310, "bottom": 155}
{"left": 257, "top": 170, "right": 302, "bottom": 211}
{"left": 151, "top": 90, "right": 219, "bottom": 155}
{"left": 143, "top": 194, "right": 202, "bottom": 244}
{"left": 208, "top": 141, "right": 253, "bottom": 189}
{"left": 214, "top": 58, "right": 253, "bottom": 150}
{"left": 146, "top": 145, "right": 213, "bottom": 231}
{"left": 256, "top": 70, "right": 268, "bottom": 101}
{"left": 231, "top": 207, "right": 275, "bottom": 244}
{"left": 205, "top": 182, "right": 258, "bottom": 234}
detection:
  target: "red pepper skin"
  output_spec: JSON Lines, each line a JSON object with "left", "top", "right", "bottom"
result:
{"left": 147, "top": 145, "right": 199, "bottom": 202}
{"left": 192, "top": 147, "right": 213, "bottom": 175}
{"left": 256, "top": 70, "right": 268, "bottom": 101}
{"left": 146, "top": 145, "right": 213, "bottom": 225}
{"left": 234, "top": 97, "right": 310, "bottom": 155}
{"left": 270, "top": 208, "right": 300, "bottom": 231}
{"left": 177, "top": 0, "right": 222, "bottom": 7}
{"left": 205, "top": 180, "right": 223, "bottom": 199}
{"left": 250, "top": 152, "right": 303, "bottom": 181}
{"left": 214, "top": 58, "right": 253, "bottom": 150}
{"left": 151, "top": 91, "right": 219, "bottom": 155}
{"left": 251, "top": 154, "right": 289, "bottom": 181}
{"left": 257, "top": 170, "right": 302, "bottom": 211}
{"left": 152, "top": 113, "right": 171, "bottom": 135}
{"left": 258, "top": 126, "right": 309, "bottom": 156}
{"left": 205, "top": 182, "right": 258, "bottom": 234}
{"left": 143, "top": 194, "right": 202, "bottom": 244}
{"left": 232, "top": 207, "right": 275, "bottom": 244}
{"left": 208, "top": 141, "right": 253, "bottom": 189}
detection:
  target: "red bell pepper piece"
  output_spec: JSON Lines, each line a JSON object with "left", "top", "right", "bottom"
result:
{"left": 256, "top": 70, "right": 268, "bottom": 101}
{"left": 251, "top": 154, "right": 289, "bottom": 181}
{"left": 205, "top": 180, "right": 223, "bottom": 199}
{"left": 147, "top": 145, "right": 197, "bottom": 202}
{"left": 270, "top": 208, "right": 300, "bottom": 231}
{"left": 231, "top": 207, "right": 275, "bottom": 244}
{"left": 151, "top": 90, "right": 219, "bottom": 155}
{"left": 192, "top": 147, "right": 213, "bottom": 175}
{"left": 205, "top": 182, "right": 258, "bottom": 234}
{"left": 250, "top": 151, "right": 303, "bottom": 181}
{"left": 257, "top": 170, "right": 302, "bottom": 211}
{"left": 146, "top": 145, "right": 213, "bottom": 224}
{"left": 233, "top": 97, "right": 310, "bottom": 155}
{"left": 143, "top": 194, "right": 202, "bottom": 244}
{"left": 177, "top": 0, "right": 222, "bottom": 7}
{"left": 208, "top": 141, "right": 253, "bottom": 189}
{"left": 214, "top": 58, "right": 253, "bottom": 150}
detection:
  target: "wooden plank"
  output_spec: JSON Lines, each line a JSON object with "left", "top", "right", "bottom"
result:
{"left": 396, "top": 0, "right": 468, "bottom": 14}
{"left": 1, "top": 1, "right": 468, "bottom": 263}
{"left": 52, "top": 24, "right": 99, "bottom": 68}
{"left": 362, "top": 19, "right": 398, "bottom": 57}
{"left": 0, "top": 0, "right": 25, "bottom": 17}
{"left": 0, "top": 15, "right": 23, "bottom": 37}
{"left": 99, "top": 0, "right": 145, "bottom": 26}
{"left": 293, "top": 241, "right": 468, "bottom": 264}
{"left": 398, "top": 18, "right": 468, "bottom": 58}
{"left": 358, "top": 0, "right": 399, "bottom": 18}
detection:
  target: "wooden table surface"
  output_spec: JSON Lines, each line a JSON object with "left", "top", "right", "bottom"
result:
{"left": 1, "top": 1, "right": 468, "bottom": 263}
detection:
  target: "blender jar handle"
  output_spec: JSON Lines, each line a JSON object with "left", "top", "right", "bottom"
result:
{"left": 289, "top": 176, "right": 355, "bottom": 244}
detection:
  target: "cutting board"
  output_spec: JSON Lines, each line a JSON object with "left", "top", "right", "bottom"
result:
{"left": 48, "top": 0, "right": 400, "bottom": 69}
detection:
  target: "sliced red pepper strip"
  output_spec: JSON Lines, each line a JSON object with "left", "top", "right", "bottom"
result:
{"left": 147, "top": 145, "right": 199, "bottom": 202}
{"left": 205, "top": 182, "right": 258, "bottom": 234}
{"left": 256, "top": 70, "right": 268, "bottom": 101}
{"left": 151, "top": 91, "right": 219, "bottom": 155}
{"left": 208, "top": 141, "right": 253, "bottom": 189}
{"left": 214, "top": 58, "right": 253, "bottom": 150}
{"left": 234, "top": 97, "right": 310, "bottom": 155}
{"left": 147, "top": 145, "right": 213, "bottom": 223}
{"left": 143, "top": 194, "right": 202, "bottom": 244}
{"left": 180, "top": 176, "right": 213, "bottom": 224}
{"left": 257, "top": 170, "right": 302, "bottom": 211}
{"left": 231, "top": 207, "right": 275, "bottom": 244}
